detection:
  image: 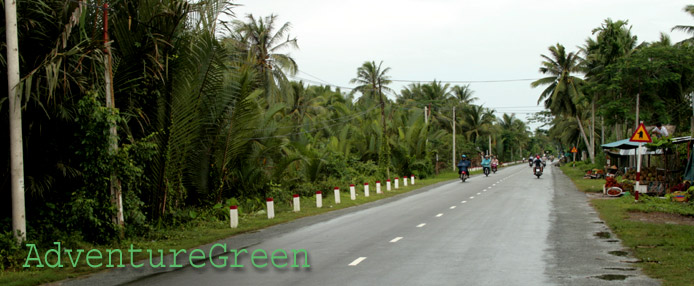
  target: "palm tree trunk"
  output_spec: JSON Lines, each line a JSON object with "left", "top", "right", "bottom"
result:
{"left": 575, "top": 114, "right": 594, "bottom": 163}
{"left": 591, "top": 101, "right": 595, "bottom": 163}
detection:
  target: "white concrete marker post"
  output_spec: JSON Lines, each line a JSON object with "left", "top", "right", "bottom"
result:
{"left": 386, "top": 179, "right": 391, "bottom": 191}
{"left": 293, "top": 194, "right": 300, "bottom": 212}
{"left": 403, "top": 176, "right": 408, "bottom": 187}
{"left": 229, "top": 205, "right": 238, "bottom": 228}
{"left": 334, "top": 187, "right": 341, "bottom": 204}
{"left": 395, "top": 177, "right": 399, "bottom": 189}
{"left": 364, "top": 183, "right": 370, "bottom": 197}
{"left": 316, "top": 191, "right": 322, "bottom": 208}
{"left": 350, "top": 184, "right": 356, "bottom": 200}
{"left": 376, "top": 181, "right": 382, "bottom": 194}
{"left": 411, "top": 175, "right": 415, "bottom": 185}
{"left": 266, "top": 198, "right": 274, "bottom": 219}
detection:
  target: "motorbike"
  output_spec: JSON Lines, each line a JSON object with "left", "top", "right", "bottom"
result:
{"left": 483, "top": 166, "right": 490, "bottom": 177}
{"left": 528, "top": 160, "right": 533, "bottom": 167}
{"left": 460, "top": 170, "right": 469, "bottom": 182}
{"left": 534, "top": 165, "right": 543, "bottom": 178}
{"left": 491, "top": 163, "right": 498, "bottom": 173}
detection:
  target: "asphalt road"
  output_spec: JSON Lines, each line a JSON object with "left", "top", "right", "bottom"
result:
{"left": 62, "top": 164, "right": 660, "bottom": 286}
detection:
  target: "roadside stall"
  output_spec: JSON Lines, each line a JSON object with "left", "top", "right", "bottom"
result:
{"left": 601, "top": 139, "right": 664, "bottom": 196}
{"left": 601, "top": 136, "right": 694, "bottom": 198}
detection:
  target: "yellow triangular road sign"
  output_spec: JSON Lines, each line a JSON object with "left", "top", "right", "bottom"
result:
{"left": 571, "top": 147, "right": 577, "bottom": 153}
{"left": 629, "top": 123, "right": 652, "bottom": 143}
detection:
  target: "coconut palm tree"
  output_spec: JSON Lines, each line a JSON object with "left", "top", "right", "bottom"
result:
{"left": 233, "top": 14, "right": 298, "bottom": 102}
{"left": 672, "top": 5, "right": 694, "bottom": 44}
{"left": 531, "top": 44, "right": 594, "bottom": 163}
{"left": 350, "top": 61, "right": 393, "bottom": 176}
{"left": 451, "top": 84, "right": 478, "bottom": 105}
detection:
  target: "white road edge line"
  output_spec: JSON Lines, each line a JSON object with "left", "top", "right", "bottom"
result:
{"left": 417, "top": 223, "right": 426, "bottom": 227}
{"left": 349, "top": 257, "right": 367, "bottom": 266}
{"left": 390, "top": 237, "right": 403, "bottom": 243}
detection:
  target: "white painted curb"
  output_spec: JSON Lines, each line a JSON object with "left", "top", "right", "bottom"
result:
{"left": 229, "top": 205, "right": 238, "bottom": 228}
{"left": 266, "top": 198, "right": 274, "bottom": 219}
{"left": 293, "top": 194, "right": 300, "bottom": 212}
{"left": 334, "top": 187, "right": 341, "bottom": 204}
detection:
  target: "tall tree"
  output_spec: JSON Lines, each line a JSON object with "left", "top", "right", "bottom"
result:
{"left": 350, "top": 61, "right": 392, "bottom": 177}
{"left": 672, "top": 4, "right": 694, "bottom": 45}
{"left": 451, "top": 84, "right": 478, "bottom": 105}
{"left": 531, "top": 44, "right": 594, "bottom": 163}
{"left": 233, "top": 14, "right": 298, "bottom": 102}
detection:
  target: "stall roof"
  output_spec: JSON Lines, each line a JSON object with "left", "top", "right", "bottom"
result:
{"left": 601, "top": 139, "right": 639, "bottom": 150}
{"left": 602, "top": 136, "right": 694, "bottom": 150}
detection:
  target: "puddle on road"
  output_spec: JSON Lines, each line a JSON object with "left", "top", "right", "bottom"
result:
{"left": 594, "top": 231, "right": 611, "bottom": 238}
{"left": 593, "top": 274, "right": 630, "bottom": 281}
{"left": 608, "top": 250, "right": 629, "bottom": 256}
{"left": 604, "top": 267, "right": 636, "bottom": 271}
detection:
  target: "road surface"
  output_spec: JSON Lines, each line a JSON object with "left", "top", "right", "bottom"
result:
{"left": 63, "top": 164, "right": 659, "bottom": 286}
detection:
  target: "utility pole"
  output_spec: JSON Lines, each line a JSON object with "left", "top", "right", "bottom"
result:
{"left": 488, "top": 135, "right": 491, "bottom": 156}
{"left": 103, "top": 4, "right": 124, "bottom": 235}
{"left": 424, "top": 105, "right": 428, "bottom": 146}
{"left": 635, "top": 93, "right": 640, "bottom": 130}
{"left": 6, "top": 0, "right": 25, "bottom": 243}
{"left": 452, "top": 106, "right": 456, "bottom": 170}
{"left": 378, "top": 78, "right": 389, "bottom": 179}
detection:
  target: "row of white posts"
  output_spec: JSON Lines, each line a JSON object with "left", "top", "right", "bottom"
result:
{"left": 229, "top": 175, "right": 417, "bottom": 228}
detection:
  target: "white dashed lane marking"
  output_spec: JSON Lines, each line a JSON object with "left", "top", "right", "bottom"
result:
{"left": 417, "top": 223, "right": 426, "bottom": 228}
{"left": 390, "top": 237, "right": 403, "bottom": 243}
{"left": 461, "top": 201, "right": 467, "bottom": 203}
{"left": 470, "top": 196, "right": 475, "bottom": 199}
{"left": 436, "top": 213, "right": 444, "bottom": 217}
{"left": 450, "top": 206, "right": 456, "bottom": 209}
{"left": 349, "top": 257, "right": 367, "bottom": 266}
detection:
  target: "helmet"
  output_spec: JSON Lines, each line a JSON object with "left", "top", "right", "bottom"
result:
{"left": 461, "top": 154, "right": 467, "bottom": 158}
{"left": 484, "top": 155, "right": 490, "bottom": 158}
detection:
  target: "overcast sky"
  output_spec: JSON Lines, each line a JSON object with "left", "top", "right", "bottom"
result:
{"left": 231, "top": 0, "right": 692, "bottom": 130}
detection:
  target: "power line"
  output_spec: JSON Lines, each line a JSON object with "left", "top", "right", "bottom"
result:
{"left": 390, "top": 78, "right": 541, "bottom": 84}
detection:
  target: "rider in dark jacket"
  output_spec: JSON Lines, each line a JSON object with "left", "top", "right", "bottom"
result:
{"left": 457, "top": 154, "right": 471, "bottom": 174}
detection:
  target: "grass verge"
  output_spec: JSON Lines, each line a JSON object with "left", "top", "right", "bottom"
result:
{"left": 560, "top": 164, "right": 694, "bottom": 286}
{"left": 559, "top": 164, "right": 605, "bottom": 193}
{"left": 1, "top": 170, "right": 472, "bottom": 286}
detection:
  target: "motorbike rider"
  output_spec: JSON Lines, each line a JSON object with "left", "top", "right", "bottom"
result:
{"left": 481, "top": 155, "right": 492, "bottom": 174}
{"left": 533, "top": 154, "right": 544, "bottom": 173}
{"left": 457, "top": 154, "right": 471, "bottom": 177}
{"left": 491, "top": 156, "right": 499, "bottom": 169}
{"left": 528, "top": 155, "right": 534, "bottom": 166}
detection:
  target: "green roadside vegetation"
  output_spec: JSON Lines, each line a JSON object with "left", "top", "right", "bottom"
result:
{"left": 560, "top": 163, "right": 694, "bottom": 286}
{"left": 0, "top": 170, "right": 473, "bottom": 286}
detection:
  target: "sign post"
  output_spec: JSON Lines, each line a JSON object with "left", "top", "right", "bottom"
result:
{"left": 629, "top": 122, "right": 652, "bottom": 202}
{"left": 570, "top": 146, "right": 578, "bottom": 167}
